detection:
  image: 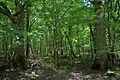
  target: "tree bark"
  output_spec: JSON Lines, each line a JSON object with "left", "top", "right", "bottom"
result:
{"left": 0, "top": 1, "right": 27, "bottom": 69}
{"left": 26, "top": 6, "right": 31, "bottom": 58}
{"left": 92, "top": 0, "right": 108, "bottom": 70}
{"left": 12, "top": 0, "right": 26, "bottom": 69}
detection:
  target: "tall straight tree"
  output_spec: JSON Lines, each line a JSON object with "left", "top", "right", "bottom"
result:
{"left": 91, "top": 0, "right": 108, "bottom": 70}
{"left": 13, "top": 0, "right": 26, "bottom": 68}
{"left": 0, "top": 0, "right": 27, "bottom": 69}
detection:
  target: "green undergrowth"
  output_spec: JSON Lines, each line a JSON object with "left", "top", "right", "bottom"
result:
{"left": 40, "top": 53, "right": 93, "bottom": 72}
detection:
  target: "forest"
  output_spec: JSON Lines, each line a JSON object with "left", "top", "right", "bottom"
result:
{"left": 0, "top": 0, "right": 120, "bottom": 80}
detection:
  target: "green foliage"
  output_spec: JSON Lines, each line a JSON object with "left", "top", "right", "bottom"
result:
{"left": 0, "top": 0, "right": 120, "bottom": 71}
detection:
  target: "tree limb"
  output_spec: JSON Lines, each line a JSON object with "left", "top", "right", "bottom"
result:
{"left": 0, "top": 2, "right": 16, "bottom": 23}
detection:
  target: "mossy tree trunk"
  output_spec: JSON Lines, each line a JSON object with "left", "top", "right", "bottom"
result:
{"left": 0, "top": 0, "right": 27, "bottom": 69}
{"left": 92, "top": 0, "right": 108, "bottom": 70}
{"left": 13, "top": 0, "right": 26, "bottom": 69}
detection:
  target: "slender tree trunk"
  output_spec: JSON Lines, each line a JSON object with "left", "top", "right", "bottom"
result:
{"left": 26, "top": 6, "right": 31, "bottom": 58}
{"left": 89, "top": 24, "right": 94, "bottom": 58}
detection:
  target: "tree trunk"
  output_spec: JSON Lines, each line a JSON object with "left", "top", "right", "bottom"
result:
{"left": 0, "top": 0, "right": 27, "bottom": 69}
{"left": 92, "top": 0, "right": 108, "bottom": 70}
{"left": 26, "top": 6, "right": 31, "bottom": 58}
{"left": 13, "top": 0, "right": 26, "bottom": 69}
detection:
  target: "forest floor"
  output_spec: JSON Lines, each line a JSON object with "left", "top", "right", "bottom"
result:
{"left": 0, "top": 56, "right": 120, "bottom": 80}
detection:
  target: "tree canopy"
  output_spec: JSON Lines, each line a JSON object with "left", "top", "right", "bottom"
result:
{"left": 0, "top": 0, "right": 120, "bottom": 79}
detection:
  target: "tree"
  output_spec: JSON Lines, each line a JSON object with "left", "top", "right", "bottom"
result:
{"left": 91, "top": 0, "right": 108, "bottom": 70}
{"left": 0, "top": 0, "right": 27, "bottom": 69}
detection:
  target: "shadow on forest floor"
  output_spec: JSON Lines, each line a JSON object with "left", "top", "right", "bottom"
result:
{"left": 0, "top": 56, "right": 120, "bottom": 80}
